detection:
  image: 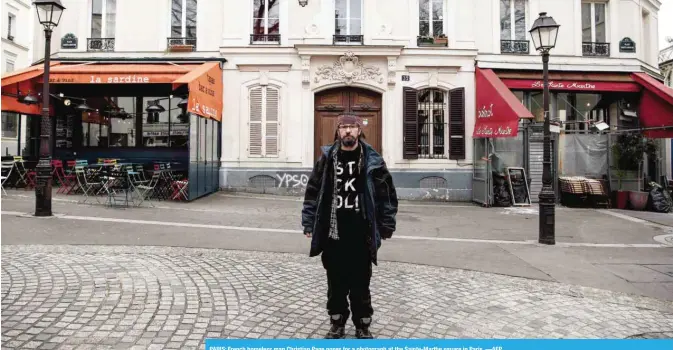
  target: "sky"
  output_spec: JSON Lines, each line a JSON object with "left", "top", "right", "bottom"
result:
{"left": 661, "top": 0, "right": 673, "bottom": 50}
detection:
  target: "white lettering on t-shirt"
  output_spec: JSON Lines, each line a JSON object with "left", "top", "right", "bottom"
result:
{"left": 336, "top": 158, "right": 359, "bottom": 212}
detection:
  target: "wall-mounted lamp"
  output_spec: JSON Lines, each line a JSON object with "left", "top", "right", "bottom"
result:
{"left": 19, "top": 93, "right": 40, "bottom": 105}
{"left": 298, "top": 0, "right": 308, "bottom": 7}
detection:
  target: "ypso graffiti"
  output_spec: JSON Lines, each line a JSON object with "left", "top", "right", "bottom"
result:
{"left": 276, "top": 173, "right": 310, "bottom": 188}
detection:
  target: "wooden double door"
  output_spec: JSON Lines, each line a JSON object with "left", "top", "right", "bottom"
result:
{"left": 314, "top": 87, "right": 382, "bottom": 160}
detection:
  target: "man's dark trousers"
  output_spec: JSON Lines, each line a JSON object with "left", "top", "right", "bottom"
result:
{"left": 320, "top": 236, "right": 373, "bottom": 324}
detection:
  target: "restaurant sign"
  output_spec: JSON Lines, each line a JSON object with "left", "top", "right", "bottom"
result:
{"left": 500, "top": 79, "right": 641, "bottom": 92}
{"left": 474, "top": 103, "right": 516, "bottom": 138}
{"left": 49, "top": 74, "right": 154, "bottom": 84}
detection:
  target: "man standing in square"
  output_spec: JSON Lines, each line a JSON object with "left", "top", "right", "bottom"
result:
{"left": 301, "top": 114, "right": 399, "bottom": 339}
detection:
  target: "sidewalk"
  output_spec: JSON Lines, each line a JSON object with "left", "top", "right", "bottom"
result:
{"left": 1, "top": 190, "right": 672, "bottom": 303}
{"left": 1, "top": 245, "right": 672, "bottom": 349}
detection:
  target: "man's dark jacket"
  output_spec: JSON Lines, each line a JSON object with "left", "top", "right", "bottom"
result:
{"left": 301, "top": 140, "right": 398, "bottom": 265}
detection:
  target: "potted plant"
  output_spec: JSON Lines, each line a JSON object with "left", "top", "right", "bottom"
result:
{"left": 434, "top": 34, "right": 448, "bottom": 45}
{"left": 612, "top": 169, "right": 629, "bottom": 209}
{"left": 612, "top": 133, "right": 657, "bottom": 210}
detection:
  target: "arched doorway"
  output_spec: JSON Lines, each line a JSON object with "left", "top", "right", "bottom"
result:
{"left": 314, "top": 87, "right": 382, "bottom": 160}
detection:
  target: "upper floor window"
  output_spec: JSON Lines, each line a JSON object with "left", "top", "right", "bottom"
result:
{"left": 6, "top": 59, "right": 14, "bottom": 72}
{"left": 7, "top": 13, "right": 15, "bottom": 40}
{"left": 500, "top": 0, "right": 528, "bottom": 54}
{"left": 91, "top": 0, "right": 116, "bottom": 38}
{"left": 248, "top": 86, "right": 280, "bottom": 157}
{"left": 171, "top": 0, "right": 197, "bottom": 38}
{"left": 419, "top": 0, "right": 444, "bottom": 37}
{"left": 581, "top": 2, "right": 608, "bottom": 56}
{"left": 252, "top": 0, "right": 280, "bottom": 44}
{"left": 334, "top": 0, "right": 362, "bottom": 44}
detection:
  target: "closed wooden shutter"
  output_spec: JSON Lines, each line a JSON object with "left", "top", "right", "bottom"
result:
{"left": 403, "top": 87, "right": 419, "bottom": 159}
{"left": 265, "top": 87, "right": 279, "bottom": 156}
{"left": 449, "top": 87, "right": 465, "bottom": 160}
{"left": 249, "top": 87, "right": 263, "bottom": 156}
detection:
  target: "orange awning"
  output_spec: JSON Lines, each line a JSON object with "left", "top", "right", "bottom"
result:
{"left": 172, "top": 62, "right": 223, "bottom": 122}
{"left": 48, "top": 63, "right": 201, "bottom": 84}
{"left": 1, "top": 62, "right": 60, "bottom": 88}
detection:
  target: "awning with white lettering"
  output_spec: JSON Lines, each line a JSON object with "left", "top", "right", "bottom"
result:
{"left": 474, "top": 68, "right": 534, "bottom": 139}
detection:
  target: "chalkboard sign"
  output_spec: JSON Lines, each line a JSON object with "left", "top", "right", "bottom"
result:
{"left": 619, "top": 37, "right": 636, "bottom": 53}
{"left": 506, "top": 167, "right": 531, "bottom": 206}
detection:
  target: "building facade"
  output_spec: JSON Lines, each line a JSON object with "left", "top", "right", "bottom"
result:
{"left": 3, "top": 0, "right": 670, "bottom": 202}
{"left": 2, "top": 0, "right": 34, "bottom": 156}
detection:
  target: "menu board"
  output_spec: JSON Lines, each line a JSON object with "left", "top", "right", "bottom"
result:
{"left": 55, "top": 114, "right": 74, "bottom": 149}
{"left": 506, "top": 167, "right": 531, "bottom": 206}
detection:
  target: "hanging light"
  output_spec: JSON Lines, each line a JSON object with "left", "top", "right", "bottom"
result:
{"left": 146, "top": 102, "right": 165, "bottom": 113}
{"left": 33, "top": 0, "right": 66, "bottom": 31}
{"left": 20, "top": 93, "right": 39, "bottom": 105}
{"left": 298, "top": 0, "right": 308, "bottom": 7}
{"left": 177, "top": 98, "right": 188, "bottom": 108}
{"left": 75, "top": 101, "right": 94, "bottom": 111}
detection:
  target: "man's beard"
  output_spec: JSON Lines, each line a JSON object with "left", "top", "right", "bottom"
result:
{"left": 341, "top": 135, "right": 357, "bottom": 147}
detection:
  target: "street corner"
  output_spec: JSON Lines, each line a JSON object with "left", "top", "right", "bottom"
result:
{"left": 2, "top": 245, "right": 673, "bottom": 349}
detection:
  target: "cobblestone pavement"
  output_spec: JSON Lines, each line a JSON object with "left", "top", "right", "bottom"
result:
{"left": 2, "top": 245, "right": 673, "bottom": 349}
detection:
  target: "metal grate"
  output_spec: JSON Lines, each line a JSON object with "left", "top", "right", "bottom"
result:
{"left": 249, "top": 175, "right": 277, "bottom": 188}
{"left": 250, "top": 34, "right": 281, "bottom": 44}
{"left": 417, "top": 89, "right": 447, "bottom": 159}
{"left": 582, "top": 42, "right": 610, "bottom": 57}
{"left": 500, "top": 40, "right": 529, "bottom": 54}
{"left": 419, "top": 176, "right": 447, "bottom": 189}
{"left": 333, "top": 35, "right": 363, "bottom": 45}
{"left": 87, "top": 38, "right": 115, "bottom": 52}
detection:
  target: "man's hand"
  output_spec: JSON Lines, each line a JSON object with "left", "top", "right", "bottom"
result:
{"left": 304, "top": 231, "right": 312, "bottom": 238}
{"left": 380, "top": 229, "right": 393, "bottom": 240}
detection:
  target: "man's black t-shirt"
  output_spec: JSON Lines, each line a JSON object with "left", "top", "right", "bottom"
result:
{"left": 334, "top": 145, "right": 366, "bottom": 242}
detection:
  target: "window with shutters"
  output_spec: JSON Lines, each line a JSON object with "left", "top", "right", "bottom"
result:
{"left": 248, "top": 85, "right": 280, "bottom": 157}
{"left": 403, "top": 86, "right": 465, "bottom": 160}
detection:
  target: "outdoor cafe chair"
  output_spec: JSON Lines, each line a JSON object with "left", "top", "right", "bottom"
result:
{"left": 12, "top": 156, "right": 35, "bottom": 189}
{"left": 1, "top": 161, "right": 14, "bottom": 196}
{"left": 74, "top": 166, "right": 103, "bottom": 204}
{"left": 135, "top": 172, "right": 161, "bottom": 207}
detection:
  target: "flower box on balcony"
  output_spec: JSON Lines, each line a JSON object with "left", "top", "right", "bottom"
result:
{"left": 168, "top": 44, "right": 194, "bottom": 52}
{"left": 417, "top": 35, "right": 448, "bottom": 47}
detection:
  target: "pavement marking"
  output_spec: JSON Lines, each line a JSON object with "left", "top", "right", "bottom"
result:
{"left": 217, "top": 193, "right": 478, "bottom": 208}
{"left": 596, "top": 209, "right": 650, "bottom": 224}
{"left": 2, "top": 210, "right": 670, "bottom": 248}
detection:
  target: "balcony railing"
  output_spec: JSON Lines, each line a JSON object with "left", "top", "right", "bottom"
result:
{"left": 417, "top": 36, "right": 448, "bottom": 47}
{"left": 87, "top": 38, "right": 115, "bottom": 52}
{"left": 250, "top": 34, "right": 281, "bottom": 44}
{"left": 167, "top": 37, "right": 196, "bottom": 52}
{"left": 333, "top": 35, "right": 363, "bottom": 45}
{"left": 582, "top": 42, "right": 610, "bottom": 57}
{"left": 501, "top": 40, "right": 529, "bottom": 54}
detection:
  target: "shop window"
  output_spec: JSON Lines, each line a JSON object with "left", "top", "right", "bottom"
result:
{"left": 142, "top": 97, "right": 170, "bottom": 147}
{"left": 419, "top": 0, "right": 444, "bottom": 37}
{"left": 108, "top": 97, "right": 136, "bottom": 147}
{"left": 555, "top": 93, "right": 604, "bottom": 132}
{"left": 500, "top": 0, "right": 528, "bottom": 54}
{"left": 170, "top": 98, "right": 189, "bottom": 148}
{"left": 82, "top": 112, "right": 109, "bottom": 147}
{"left": 581, "top": 1, "right": 608, "bottom": 56}
{"left": 1, "top": 112, "right": 18, "bottom": 138}
{"left": 171, "top": 0, "right": 197, "bottom": 38}
{"left": 251, "top": 0, "right": 280, "bottom": 44}
{"left": 248, "top": 85, "right": 279, "bottom": 157}
{"left": 334, "top": 0, "right": 362, "bottom": 44}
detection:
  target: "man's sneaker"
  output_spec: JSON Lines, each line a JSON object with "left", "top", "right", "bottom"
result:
{"left": 355, "top": 317, "right": 374, "bottom": 339}
{"left": 325, "top": 314, "right": 346, "bottom": 339}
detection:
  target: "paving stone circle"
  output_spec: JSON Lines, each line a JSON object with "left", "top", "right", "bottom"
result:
{"left": 2, "top": 245, "right": 673, "bottom": 349}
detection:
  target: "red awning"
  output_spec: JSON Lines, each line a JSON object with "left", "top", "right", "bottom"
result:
{"left": 631, "top": 72, "right": 673, "bottom": 138}
{"left": 474, "top": 68, "right": 534, "bottom": 138}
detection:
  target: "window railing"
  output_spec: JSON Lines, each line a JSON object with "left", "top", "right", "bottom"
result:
{"left": 333, "top": 35, "right": 363, "bottom": 45}
{"left": 501, "top": 39, "right": 529, "bottom": 54}
{"left": 250, "top": 34, "right": 281, "bottom": 44}
{"left": 167, "top": 37, "right": 196, "bottom": 52}
{"left": 582, "top": 42, "right": 610, "bottom": 57}
{"left": 87, "top": 38, "right": 115, "bottom": 52}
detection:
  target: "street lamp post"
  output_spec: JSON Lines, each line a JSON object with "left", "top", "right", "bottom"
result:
{"left": 33, "top": 0, "right": 65, "bottom": 217}
{"left": 529, "top": 12, "right": 560, "bottom": 245}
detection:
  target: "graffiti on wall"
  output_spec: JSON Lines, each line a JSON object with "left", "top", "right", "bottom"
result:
{"left": 275, "top": 173, "right": 310, "bottom": 188}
